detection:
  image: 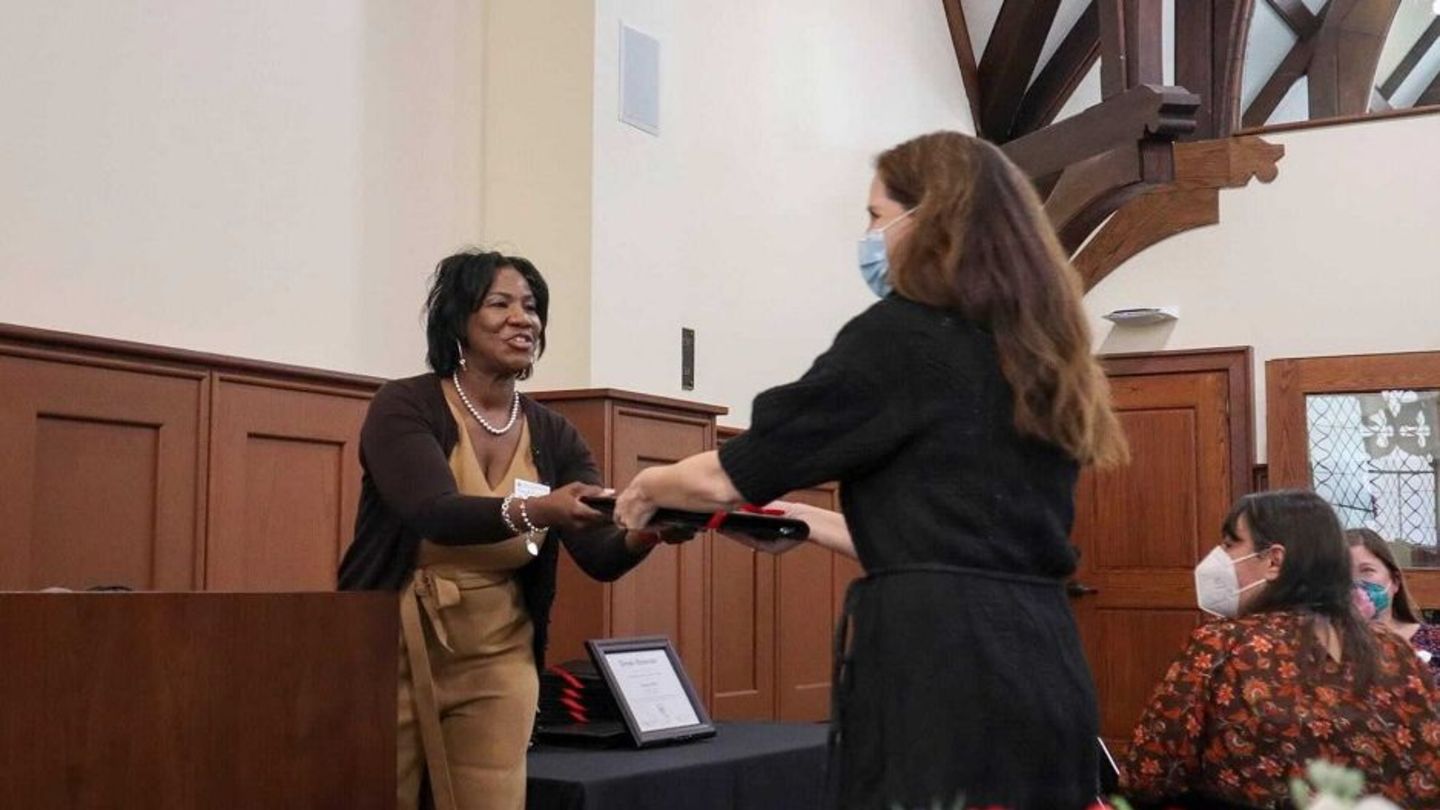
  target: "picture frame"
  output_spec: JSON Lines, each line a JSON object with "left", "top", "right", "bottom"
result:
{"left": 585, "top": 636, "right": 716, "bottom": 748}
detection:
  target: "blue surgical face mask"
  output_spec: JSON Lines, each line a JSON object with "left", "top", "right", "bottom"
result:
{"left": 1357, "top": 580, "right": 1392, "bottom": 616}
{"left": 856, "top": 208, "right": 915, "bottom": 298}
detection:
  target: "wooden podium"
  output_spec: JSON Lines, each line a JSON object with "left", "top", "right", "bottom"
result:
{"left": 0, "top": 592, "right": 397, "bottom": 808}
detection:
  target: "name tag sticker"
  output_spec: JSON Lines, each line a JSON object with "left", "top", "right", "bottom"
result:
{"left": 514, "top": 479, "right": 551, "bottom": 499}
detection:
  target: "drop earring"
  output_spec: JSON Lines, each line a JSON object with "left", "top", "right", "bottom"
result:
{"left": 456, "top": 340, "right": 467, "bottom": 369}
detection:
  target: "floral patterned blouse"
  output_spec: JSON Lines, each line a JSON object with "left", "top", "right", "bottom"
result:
{"left": 1410, "top": 623, "right": 1440, "bottom": 673}
{"left": 1121, "top": 611, "right": 1440, "bottom": 808}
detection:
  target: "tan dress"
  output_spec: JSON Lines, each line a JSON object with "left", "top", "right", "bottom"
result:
{"left": 397, "top": 397, "right": 548, "bottom": 810}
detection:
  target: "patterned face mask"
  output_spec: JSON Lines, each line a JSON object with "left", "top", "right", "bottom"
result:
{"left": 1356, "top": 580, "right": 1392, "bottom": 617}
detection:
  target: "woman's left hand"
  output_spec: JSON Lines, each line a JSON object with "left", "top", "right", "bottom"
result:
{"left": 615, "top": 468, "right": 661, "bottom": 530}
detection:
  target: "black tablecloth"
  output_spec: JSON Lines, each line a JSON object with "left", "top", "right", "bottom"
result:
{"left": 526, "top": 721, "right": 829, "bottom": 810}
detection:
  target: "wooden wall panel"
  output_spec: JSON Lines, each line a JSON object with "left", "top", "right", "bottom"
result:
{"left": 709, "top": 535, "right": 776, "bottom": 719}
{"left": 1083, "top": 607, "right": 1200, "bottom": 748}
{"left": 534, "top": 398, "right": 613, "bottom": 666}
{"left": 0, "top": 353, "right": 206, "bottom": 590}
{"left": 608, "top": 405, "right": 713, "bottom": 701}
{"left": 0, "top": 592, "right": 396, "bottom": 809}
{"left": 1096, "top": 407, "right": 1202, "bottom": 570}
{"left": 775, "top": 485, "right": 840, "bottom": 722}
{"left": 206, "top": 377, "right": 369, "bottom": 591}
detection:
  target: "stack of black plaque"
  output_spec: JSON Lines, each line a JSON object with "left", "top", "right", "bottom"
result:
{"left": 534, "top": 659, "right": 628, "bottom": 746}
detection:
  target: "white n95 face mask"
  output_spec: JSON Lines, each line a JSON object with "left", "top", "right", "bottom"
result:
{"left": 1193, "top": 546, "right": 1266, "bottom": 618}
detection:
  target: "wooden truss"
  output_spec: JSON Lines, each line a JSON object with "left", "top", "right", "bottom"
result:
{"left": 1245, "top": 0, "right": 1403, "bottom": 125}
{"left": 943, "top": 0, "right": 1286, "bottom": 289}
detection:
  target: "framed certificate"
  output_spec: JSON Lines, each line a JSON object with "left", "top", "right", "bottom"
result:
{"left": 585, "top": 636, "right": 716, "bottom": 747}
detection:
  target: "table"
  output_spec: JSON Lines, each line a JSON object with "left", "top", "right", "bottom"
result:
{"left": 526, "top": 721, "right": 829, "bottom": 810}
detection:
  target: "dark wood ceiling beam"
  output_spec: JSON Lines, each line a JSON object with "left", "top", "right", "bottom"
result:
{"left": 1417, "top": 69, "right": 1440, "bottom": 107}
{"left": 977, "top": 0, "right": 1062, "bottom": 140}
{"left": 1242, "top": 3, "right": 1330, "bottom": 128}
{"left": 1044, "top": 142, "right": 1172, "bottom": 253}
{"left": 1378, "top": 16, "right": 1440, "bottom": 99}
{"left": 1308, "top": 0, "right": 1402, "bottom": 119}
{"left": 1010, "top": 2, "right": 1102, "bottom": 139}
{"left": 1072, "top": 137, "right": 1284, "bottom": 290}
{"left": 1099, "top": 0, "right": 1125, "bottom": 97}
{"left": 1002, "top": 84, "right": 1199, "bottom": 180}
{"left": 941, "top": 0, "right": 986, "bottom": 136}
{"left": 1099, "top": 0, "right": 1163, "bottom": 99}
{"left": 1176, "top": 0, "right": 1255, "bottom": 139}
{"left": 1264, "top": 0, "right": 1322, "bottom": 38}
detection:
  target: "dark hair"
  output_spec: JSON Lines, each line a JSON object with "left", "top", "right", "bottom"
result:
{"left": 1346, "top": 528, "right": 1425, "bottom": 624}
{"left": 875, "top": 131, "right": 1126, "bottom": 467}
{"left": 1224, "top": 490, "right": 1379, "bottom": 686}
{"left": 423, "top": 251, "right": 548, "bottom": 378}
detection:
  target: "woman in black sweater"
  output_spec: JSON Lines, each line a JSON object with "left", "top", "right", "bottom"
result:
{"left": 615, "top": 132, "right": 1128, "bottom": 809}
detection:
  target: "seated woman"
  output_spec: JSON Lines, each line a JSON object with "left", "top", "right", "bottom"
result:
{"left": 1349, "top": 527, "right": 1440, "bottom": 672}
{"left": 1121, "top": 490, "right": 1440, "bottom": 809}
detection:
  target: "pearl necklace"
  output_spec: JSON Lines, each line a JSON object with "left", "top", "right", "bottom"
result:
{"left": 453, "top": 372, "right": 520, "bottom": 435}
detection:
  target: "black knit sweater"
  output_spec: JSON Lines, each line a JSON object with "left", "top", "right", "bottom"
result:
{"left": 719, "top": 295, "right": 1080, "bottom": 578}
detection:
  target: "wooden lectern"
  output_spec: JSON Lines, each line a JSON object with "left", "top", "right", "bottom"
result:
{"left": 0, "top": 592, "right": 397, "bottom": 808}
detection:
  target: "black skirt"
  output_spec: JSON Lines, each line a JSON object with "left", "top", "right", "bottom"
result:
{"left": 832, "top": 565, "right": 1100, "bottom": 810}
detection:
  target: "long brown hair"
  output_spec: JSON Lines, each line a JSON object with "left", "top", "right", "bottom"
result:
{"left": 1346, "top": 528, "right": 1425, "bottom": 624}
{"left": 1227, "top": 491, "right": 1380, "bottom": 687}
{"left": 877, "top": 131, "right": 1127, "bottom": 467}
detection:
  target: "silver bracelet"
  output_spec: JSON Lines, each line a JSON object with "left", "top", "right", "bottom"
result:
{"left": 517, "top": 497, "right": 548, "bottom": 533}
{"left": 500, "top": 494, "right": 521, "bottom": 535}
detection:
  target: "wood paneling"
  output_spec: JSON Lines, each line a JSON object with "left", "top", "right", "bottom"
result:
{"left": 0, "top": 353, "right": 207, "bottom": 590}
{"left": 0, "top": 592, "right": 396, "bottom": 809}
{"left": 536, "top": 392, "right": 724, "bottom": 706}
{"left": 1083, "top": 608, "right": 1200, "bottom": 744}
{"left": 776, "top": 484, "right": 842, "bottom": 722}
{"left": 1267, "top": 350, "right": 1440, "bottom": 609}
{"left": 542, "top": 398, "right": 613, "bottom": 666}
{"left": 206, "top": 376, "right": 369, "bottom": 590}
{"left": 609, "top": 406, "right": 713, "bottom": 699}
{"left": 0, "top": 326, "right": 869, "bottom": 727}
{"left": 710, "top": 534, "right": 776, "bottom": 719}
{"left": 1074, "top": 349, "right": 1253, "bottom": 750}
{"left": 1096, "top": 407, "right": 1202, "bottom": 570}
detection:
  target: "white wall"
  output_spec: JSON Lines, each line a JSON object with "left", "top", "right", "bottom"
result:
{"left": 588, "top": 0, "right": 973, "bottom": 424}
{"left": 1083, "top": 113, "right": 1440, "bottom": 461}
{"left": 0, "top": 0, "right": 485, "bottom": 378}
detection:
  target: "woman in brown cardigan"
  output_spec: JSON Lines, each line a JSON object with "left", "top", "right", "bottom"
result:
{"left": 338, "top": 251, "right": 684, "bottom": 810}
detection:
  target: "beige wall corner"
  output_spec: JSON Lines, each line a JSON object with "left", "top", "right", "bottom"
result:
{"left": 483, "top": 0, "right": 596, "bottom": 392}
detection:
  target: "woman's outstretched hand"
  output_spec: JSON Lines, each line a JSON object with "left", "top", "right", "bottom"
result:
{"left": 614, "top": 468, "right": 661, "bottom": 530}
{"left": 525, "top": 482, "right": 609, "bottom": 533}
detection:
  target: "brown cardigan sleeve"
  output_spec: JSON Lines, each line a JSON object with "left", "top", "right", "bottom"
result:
{"left": 359, "top": 379, "right": 513, "bottom": 545}
{"left": 541, "top": 406, "right": 652, "bottom": 582}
